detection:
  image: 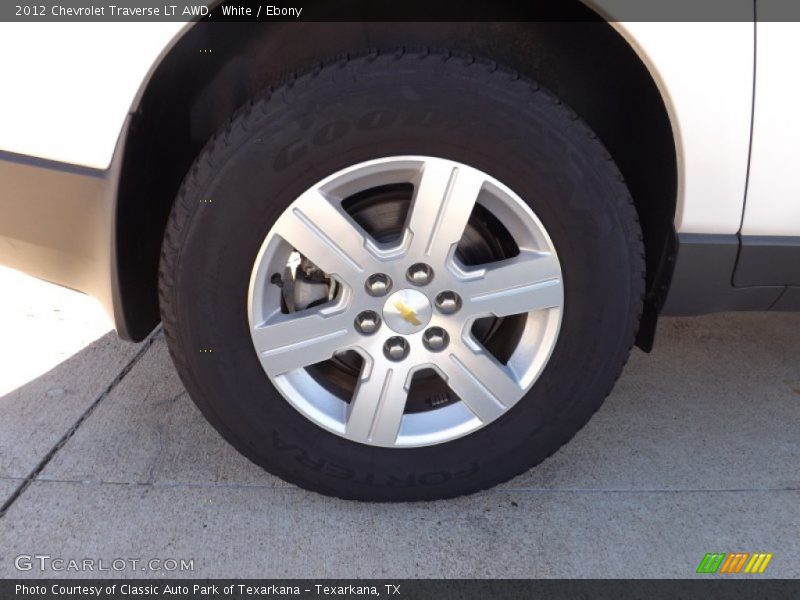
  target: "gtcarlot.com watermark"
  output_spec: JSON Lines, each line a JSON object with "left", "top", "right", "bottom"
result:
{"left": 14, "top": 554, "right": 194, "bottom": 573}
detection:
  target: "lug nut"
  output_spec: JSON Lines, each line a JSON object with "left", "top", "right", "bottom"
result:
{"left": 435, "top": 290, "right": 462, "bottom": 315}
{"left": 383, "top": 337, "right": 410, "bottom": 361}
{"left": 406, "top": 263, "right": 434, "bottom": 286}
{"left": 355, "top": 311, "right": 380, "bottom": 335}
{"left": 365, "top": 273, "right": 392, "bottom": 297}
{"left": 422, "top": 327, "right": 449, "bottom": 352}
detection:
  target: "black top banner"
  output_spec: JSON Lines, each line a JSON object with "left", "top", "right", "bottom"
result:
{"left": 4, "top": 0, "right": 800, "bottom": 23}
{"left": 2, "top": 580, "right": 800, "bottom": 600}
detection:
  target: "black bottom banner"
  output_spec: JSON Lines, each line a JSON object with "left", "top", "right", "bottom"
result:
{"left": 2, "top": 580, "right": 800, "bottom": 600}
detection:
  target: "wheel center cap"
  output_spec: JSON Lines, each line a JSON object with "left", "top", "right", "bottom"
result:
{"left": 382, "top": 289, "right": 432, "bottom": 334}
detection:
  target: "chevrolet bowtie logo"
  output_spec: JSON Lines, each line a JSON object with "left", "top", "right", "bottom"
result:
{"left": 393, "top": 299, "right": 422, "bottom": 326}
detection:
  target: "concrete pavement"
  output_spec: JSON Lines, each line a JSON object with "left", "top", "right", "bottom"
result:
{"left": 0, "top": 266, "right": 798, "bottom": 578}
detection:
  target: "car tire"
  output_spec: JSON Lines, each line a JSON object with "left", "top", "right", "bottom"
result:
{"left": 158, "top": 48, "right": 644, "bottom": 501}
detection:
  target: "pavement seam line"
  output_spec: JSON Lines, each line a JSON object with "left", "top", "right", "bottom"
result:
{"left": 0, "top": 327, "right": 162, "bottom": 519}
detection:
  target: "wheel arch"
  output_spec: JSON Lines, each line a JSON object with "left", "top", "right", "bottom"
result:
{"left": 114, "top": 8, "right": 678, "bottom": 349}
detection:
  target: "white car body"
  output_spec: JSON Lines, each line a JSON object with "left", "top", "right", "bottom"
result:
{"left": 1, "top": 12, "right": 798, "bottom": 236}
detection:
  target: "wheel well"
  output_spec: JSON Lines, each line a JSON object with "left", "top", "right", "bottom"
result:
{"left": 115, "top": 10, "right": 677, "bottom": 346}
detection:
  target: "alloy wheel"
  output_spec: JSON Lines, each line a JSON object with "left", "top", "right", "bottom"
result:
{"left": 248, "top": 156, "right": 564, "bottom": 447}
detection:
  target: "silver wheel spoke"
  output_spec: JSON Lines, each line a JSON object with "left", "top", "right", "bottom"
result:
{"left": 346, "top": 363, "right": 410, "bottom": 445}
{"left": 406, "top": 161, "right": 486, "bottom": 262}
{"left": 444, "top": 342, "right": 522, "bottom": 422}
{"left": 271, "top": 189, "right": 376, "bottom": 284}
{"left": 463, "top": 251, "right": 563, "bottom": 318}
{"left": 252, "top": 310, "right": 353, "bottom": 377}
